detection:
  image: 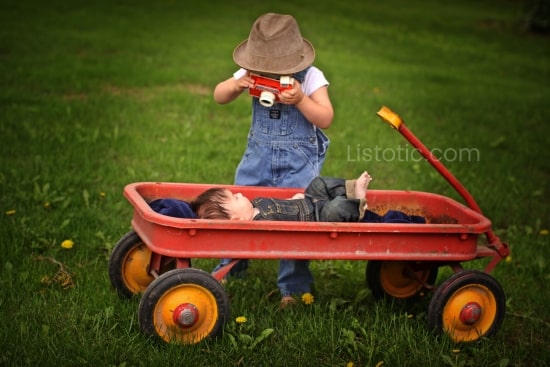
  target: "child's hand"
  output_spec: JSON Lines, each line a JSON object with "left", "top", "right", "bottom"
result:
{"left": 236, "top": 75, "right": 255, "bottom": 91}
{"left": 279, "top": 80, "right": 304, "bottom": 105}
{"left": 290, "top": 193, "right": 305, "bottom": 199}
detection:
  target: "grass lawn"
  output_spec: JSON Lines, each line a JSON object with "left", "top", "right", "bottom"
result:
{"left": 1, "top": 0, "right": 549, "bottom": 366}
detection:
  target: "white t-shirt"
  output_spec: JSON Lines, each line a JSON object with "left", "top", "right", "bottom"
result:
{"left": 233, "top": 67, "right": 329, "bottom": 96}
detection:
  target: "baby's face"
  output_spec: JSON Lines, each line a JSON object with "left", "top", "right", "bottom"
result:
{"left": 221, "top": 189, "right": 255, "bottom": 220}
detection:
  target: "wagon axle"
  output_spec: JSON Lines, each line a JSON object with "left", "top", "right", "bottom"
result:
{"left": 173, "top": 303, "right": 199, "bottom": 328}
{"left": 460, "top": 301, "right": 482, "bottom": 325}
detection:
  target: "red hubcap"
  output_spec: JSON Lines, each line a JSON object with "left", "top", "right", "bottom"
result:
{"left": 173, "top": 303, "right": 199, "bottom": 328}
{"left": 460, "top": 302, "right": 482, "bottom": 325}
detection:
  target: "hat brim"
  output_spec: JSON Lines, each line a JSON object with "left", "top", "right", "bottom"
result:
{"left": 232, "top": 38, "right": 315, "bottom": 75}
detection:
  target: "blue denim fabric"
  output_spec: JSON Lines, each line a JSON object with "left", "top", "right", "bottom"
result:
{"left": 305, "top": 176, "right": 362, "bottom": 222}
{"left": 216, "top": 68, "right": 330, "bottom": 296}
{"left": 233, "top": 100, "right": 329, "bottom": 187}
{"left": 252, "top": 196, "right": 316, "bottom": 221}
{"left": 251, "top": 176, "right": 361, "bottom": 222}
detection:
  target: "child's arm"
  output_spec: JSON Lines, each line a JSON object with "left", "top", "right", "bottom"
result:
{"left": 279, "top": 82, "right": 334, "bottom": 129}
{"left": 213, "top": 74, "right": 254, "bottom": 104}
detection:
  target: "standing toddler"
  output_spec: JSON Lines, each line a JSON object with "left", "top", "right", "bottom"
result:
{"left": 213, "top": 13, "right": 334, "bottom": 308}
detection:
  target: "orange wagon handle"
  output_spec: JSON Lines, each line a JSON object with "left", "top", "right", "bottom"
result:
{"left": 376, "top": 106, "right": 509, "bottom": 259}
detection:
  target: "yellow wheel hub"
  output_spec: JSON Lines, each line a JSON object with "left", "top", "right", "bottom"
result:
{"left": 122, "top": 244, "right": 154, "bottom": 294}
{"left": 380, "top": 261, "right": 428, "bottom": 298}
{"left": 153, "top": 284, "right": 219, "bottom": 344}
{"left": 442, "top": 284, "right": 498, "bottom": 342}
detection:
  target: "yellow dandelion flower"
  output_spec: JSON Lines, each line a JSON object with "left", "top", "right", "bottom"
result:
{"left": 407, "top": 313, "right": 414, "bottom": 319}
{"left": 100, "top": 192, "right": 106, "bottom": 198}
{"left": 375, "top": 361, "right": 385, "bottom": 367}
{"left": 346, "top": 362, "right": 354, "bottom": 367}
{"left": 301, "top": 292, "right": 314, "bottom": 305}
{"left": 235, "top": 316, "right": 247, "bottom": 324}
{"left": 5, "top": 209, "right": 16, "bottom": 216}
{"left": 540, "top": 229, "right": 549, "bottom": 236}
{"left": 452, "top": 349, "right": 461, "bottom": 354}
{"left": 505, "top": 255, "right": 512, "bottom": 263}
{"left": 61, "top": 239, "right": 74, "bottom": 249}
{"left": 44, "top": 202, "right": 50, "bottom": 208}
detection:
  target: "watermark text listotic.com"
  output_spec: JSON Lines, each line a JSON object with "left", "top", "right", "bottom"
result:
{"left": 347, "top": 144, "right": 481, "bottom": 163}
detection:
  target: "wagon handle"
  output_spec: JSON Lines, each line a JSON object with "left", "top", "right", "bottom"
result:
{"left": 376, "top": 106, "right": 505, "bottom": 251}
{"left": 377, "top": 106, "right": 404, "bottom": 130}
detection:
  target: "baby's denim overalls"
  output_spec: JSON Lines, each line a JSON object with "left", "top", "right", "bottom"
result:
{"left": 219, "top": 68, "right": 330, "bottom": 296}
{"left": 252, "top": 176, "right": 363, "bottom": 222}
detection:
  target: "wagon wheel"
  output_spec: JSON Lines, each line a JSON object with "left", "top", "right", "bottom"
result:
{"left": 138, "top": 268, "right": 230, "bottom": 345}
{"left": 109, "top": 231, "right": 175, "bottom": 298}
{"left": 427, "top": 270, "right": 505, "bottom": 343}
{"left": 366, "top": 260, "right": 438, "bottom": 300}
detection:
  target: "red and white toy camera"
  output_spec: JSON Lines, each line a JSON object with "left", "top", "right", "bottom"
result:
{"left": 249, "top": 73, "right": 294, "bottom": 107}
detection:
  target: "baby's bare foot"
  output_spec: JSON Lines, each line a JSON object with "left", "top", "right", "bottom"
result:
{"left": 354, "top": 171, "right": 372, "bottom": 199}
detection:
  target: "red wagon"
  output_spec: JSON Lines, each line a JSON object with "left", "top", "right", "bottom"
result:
{"left": 109, "top": 106, "right": 510, "bottom": 345}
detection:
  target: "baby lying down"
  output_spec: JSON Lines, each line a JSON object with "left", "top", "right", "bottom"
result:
{"left": 150, "top": 171, "right": 425, "bottom": 224}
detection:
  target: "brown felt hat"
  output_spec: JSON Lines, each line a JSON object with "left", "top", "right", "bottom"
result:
{"left": 232, "top": 13, "right": 315, "bottom": 75}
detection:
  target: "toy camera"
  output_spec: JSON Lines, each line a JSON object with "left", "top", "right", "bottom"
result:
{"left": 249, "top": 73, "right": 294, "bottom": 107}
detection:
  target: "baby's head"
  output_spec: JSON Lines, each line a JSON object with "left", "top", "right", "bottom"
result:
{"left": 191, "top": 188, "right": 231, "bottom": 219}
{"left": 191, "top": 188, "right": 255, "bottom": 220}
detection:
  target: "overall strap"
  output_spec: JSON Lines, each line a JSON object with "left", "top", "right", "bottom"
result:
{"left": 292, "top": 66, "right": 311, "bottom": 83}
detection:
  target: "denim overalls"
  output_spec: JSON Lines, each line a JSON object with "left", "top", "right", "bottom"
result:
{"left": 252, "top": 177, "right": 363, "bottom": 222}
{"left": 227, "top": 67, "right": 331, "bottom": 296}
{"left": 234, "top": 68, "right": 330, "bottom": 187}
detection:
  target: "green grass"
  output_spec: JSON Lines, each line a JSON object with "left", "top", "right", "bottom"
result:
{"left": 1, "top": 0, "right": 549, "bottom": 366}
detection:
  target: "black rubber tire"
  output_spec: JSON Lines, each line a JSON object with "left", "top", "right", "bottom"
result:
{"left": 138, "top": 268, "right": 230, "bottom": 345}
{"left": 427, "top": 270, "right": 506, "bottom": 343}
{"left": 108, "top": 231, "right": 154, "bottom": 298}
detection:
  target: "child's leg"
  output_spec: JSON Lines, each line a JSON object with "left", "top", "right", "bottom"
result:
{"left": 304, "top": 176, "right": 347, "bottom": 201}
{"left": 277, "top": 259, "right": 313, "bottom": 298}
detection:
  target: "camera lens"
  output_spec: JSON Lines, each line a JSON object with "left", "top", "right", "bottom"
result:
{"left": 259, "top": 91, "right": 275, "bottom": 107}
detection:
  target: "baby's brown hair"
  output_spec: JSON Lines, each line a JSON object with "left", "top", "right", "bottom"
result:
{"left": 190, "top": 188, "right": 231, "bottom": 219}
